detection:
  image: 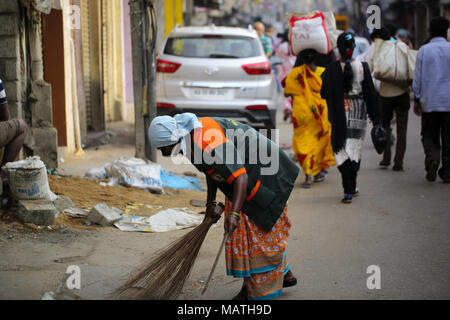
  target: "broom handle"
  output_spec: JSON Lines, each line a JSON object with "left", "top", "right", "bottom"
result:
{"left": 201, "top": 233, "right": 228, "bottom": 295}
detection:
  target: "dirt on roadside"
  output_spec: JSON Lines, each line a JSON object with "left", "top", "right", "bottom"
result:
{"left": 49, "top": 175, "right": 200, "bottom": 213}
{"left": 48, "top": 175, "right": 222, "bottom": 217}
{"left": 0, "top": 175, "right": 226, "bottom": 238}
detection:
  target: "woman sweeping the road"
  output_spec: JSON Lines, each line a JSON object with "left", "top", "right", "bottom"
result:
{"left": 320, "top": 33, "right": 381, "bottom": 203}
{"left": 284, "top": 49, "right": 336, "bottom": 189}
{"left": 149, "top": 114, "right": 300, "bottom": 300}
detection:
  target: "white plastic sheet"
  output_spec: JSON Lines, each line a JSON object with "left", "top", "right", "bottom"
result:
{"left": 83, "top": 157, "right": 163, "bottom": 193}
{"left": 114, "top": 208, "right": 204, "bottom": 233}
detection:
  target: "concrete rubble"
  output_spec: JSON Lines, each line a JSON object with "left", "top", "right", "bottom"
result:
{"left": 53, "top": 195, "right": 75, "bottom": 212}
{"left": 63, "top": 208, "right": 88, "bottom": 219}
{"left": 88, "top": 203, "right": 122, "bottom": 227}
{"left": 16, "top": 199, "right": 58, "bottom": 226}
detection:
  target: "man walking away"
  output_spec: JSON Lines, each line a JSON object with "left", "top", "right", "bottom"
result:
{"left": 369, "top": 26, "right": 411, "bottom": 172}
{"left": 413, "top": 17, "right": 450, "bottom": 183}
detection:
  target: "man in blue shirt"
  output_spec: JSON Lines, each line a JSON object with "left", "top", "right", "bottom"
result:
{"left": 413, "top": 17, "right": 450, "bottom": 183}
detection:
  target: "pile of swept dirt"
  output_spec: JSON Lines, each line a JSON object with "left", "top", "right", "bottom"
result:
{"left": 48, "top": 175, "right": 215, "bottom": 217}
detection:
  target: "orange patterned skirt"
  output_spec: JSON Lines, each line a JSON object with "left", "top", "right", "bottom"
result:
{"left": 225, "top": 199, "right": 291, "bottom": 300}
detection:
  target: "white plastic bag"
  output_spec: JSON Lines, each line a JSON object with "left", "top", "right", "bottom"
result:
{"left": 4, "top": 157, "right": 57, "bottom": 201}
{"left": 84, "top": 166, "right": 108, "bottom": 180}
{"left": 114, "top": 208, "right": 204, "bottom": 233}
{"left": 104, "top": 157, "right": 163, "bottom": 193}
{"left": 289, "top": 12, "right": 331, "bottom": 55}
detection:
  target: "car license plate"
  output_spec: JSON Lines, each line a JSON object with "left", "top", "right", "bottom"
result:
{"left": 192, "top": 88, "right": 229, "bottom": 98}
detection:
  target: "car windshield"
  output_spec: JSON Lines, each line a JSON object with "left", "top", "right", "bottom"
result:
{"left": 164, "top": 36, "right": 263, "bottom": 58}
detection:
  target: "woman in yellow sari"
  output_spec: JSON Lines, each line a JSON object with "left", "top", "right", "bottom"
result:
{"left": 284, "top": 49, "right": 335, "bottom": 188}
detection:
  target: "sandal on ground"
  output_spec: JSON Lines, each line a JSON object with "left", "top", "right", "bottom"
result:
{"left": 379, "top": 160, "right": 391, "bottom": 167}
{"left": 283, "top": 271, "right": 298, "bottom": 288}
{"left": 342, "top": 194, "right": 353, "bottom": 204}
{"left": 314, "top": 171, "right": 326, "bottom": 183}
{"left": 302, "top": 175, "right": 313, "bottom": 189}
{"left": 301, "top": 181, "right": 313, "bottom": 189}
{"left": 426, "top": 161, "right": 439, "bottom": 182}
{"left": 232, "top": 285, "right": 248, "bottom": 301}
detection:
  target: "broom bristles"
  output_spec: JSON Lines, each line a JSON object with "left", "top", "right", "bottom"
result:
{"left": 115, "top": 216, "right": 216, "bottom": 300}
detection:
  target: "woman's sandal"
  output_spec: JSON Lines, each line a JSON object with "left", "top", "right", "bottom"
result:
{"left": 232, "top": 285, "right": 248, "bottom": 300}
{"left": 314, "top": 171, "right": 326, "bottom": 183}
{"left": 302, "top": 175, "right": 313, "bottom": 189}
{"left": 283, "top": 271, "right": 298, "bottom": 288}
{"left": 301, "top": 181, "right": 313, "bottom": 189}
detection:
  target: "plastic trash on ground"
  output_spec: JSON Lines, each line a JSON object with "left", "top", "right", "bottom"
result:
{"left": 160, "top": 171, "right": 205, "bottom": 191}
{"left": 104, "top": 158, "right": 163, "bottom": 193}
{"left": 114, "top": 208, "right": 204, "bottom": 233}
{"left": 83, "top": 157, "right": 204, "bottom": 192}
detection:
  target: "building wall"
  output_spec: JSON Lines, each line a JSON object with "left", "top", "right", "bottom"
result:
{"left": 0, "top": 0, "right": 23, "bottom": 121}
{"left": 62, "top": 1, "right": 76, "bottom": 154}
{"left": 102, "top": 0, "right": 125, "bottom": 123}
{"left": 122, "top": 0, "right": 134, "bottom": 123}
{"left": 154, "top": 0, "right": 167, "bottom": 56}
{"left": 122, "top": 0, "right": 133, "bottom": 103}
{"left": 43, "top": 9, "right": 68, "bottom": 147}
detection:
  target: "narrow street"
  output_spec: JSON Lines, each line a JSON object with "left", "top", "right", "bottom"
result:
{"left": 1, "top": 0, "right": 449, "bottom": 305}
{"left": 2, "top": 107, "right": 448, "bottom": 300}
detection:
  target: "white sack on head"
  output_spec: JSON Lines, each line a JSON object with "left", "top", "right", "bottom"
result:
{"left": 288, "top": 12, "right": 332, "bottom": 55}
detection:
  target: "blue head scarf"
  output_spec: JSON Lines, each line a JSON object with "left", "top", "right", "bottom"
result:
{"left": 148, "top": 113, "right": 202, "bottom": 155}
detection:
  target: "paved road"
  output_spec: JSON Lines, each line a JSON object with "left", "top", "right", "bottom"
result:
{"left": 1, "top": 109, "right": 448, "bottom": 300}
{"left": 184, "top": 108, "right": 450, "bottom": 300}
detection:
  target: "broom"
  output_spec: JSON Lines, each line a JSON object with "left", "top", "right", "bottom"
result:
{"left": 115, "top": 203, "right": 225, "bottom": 300}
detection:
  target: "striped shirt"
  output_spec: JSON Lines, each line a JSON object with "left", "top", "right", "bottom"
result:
{"left": 259, "top": 35, "right": 273, "bottom": 55}
{"left": 0, "top": 78, "right": 7, "bottom": 104}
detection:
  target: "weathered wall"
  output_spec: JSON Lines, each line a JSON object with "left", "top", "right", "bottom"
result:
{"left": 0, "top": 0, "right": 23, "bottom": 120}
{"left": 121, "top": 0, "right": 135, "bottom": 123}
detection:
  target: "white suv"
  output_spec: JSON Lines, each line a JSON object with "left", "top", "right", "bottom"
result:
{"left": 156, "top": 25, "right": 278, "bottom": 130}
